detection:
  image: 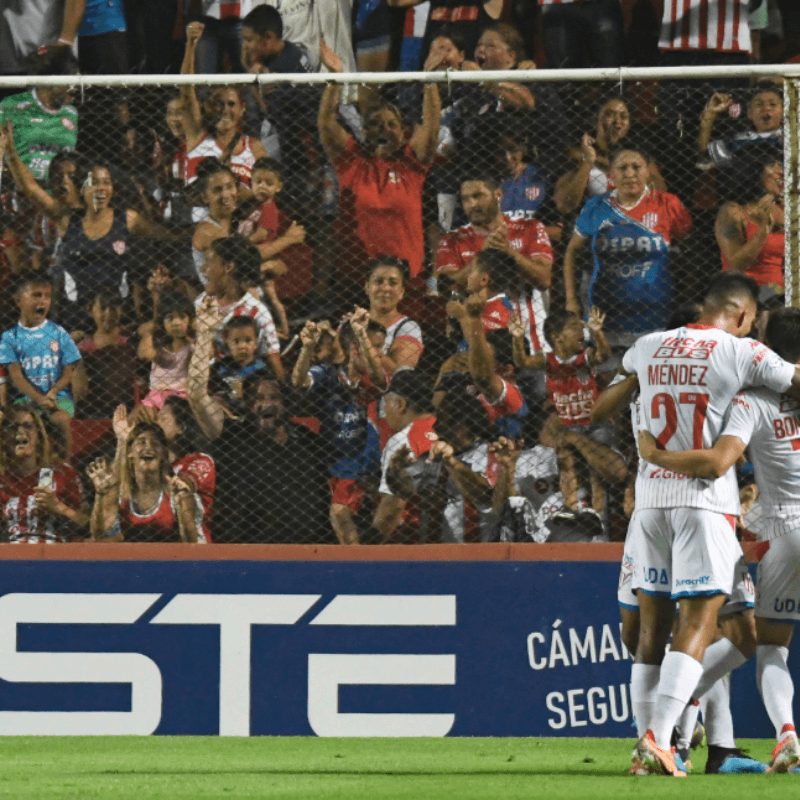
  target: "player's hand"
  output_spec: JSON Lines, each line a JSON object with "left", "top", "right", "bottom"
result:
{"left": 751, "top": 194, "right": 777, "bottom": 231}
{"left": 427, "top": 439, "right": 455, "bottom": 464}
{"left": 446, "top": 297, "right": 467, "bottom": 321}
{"left": 389, "top": 445, "right": 416, "bottom": 474}
{"left": 465, "top": 293, "right": 486, "bottom": 319}
{"left": 349, "top": 306, "right": 370, "bottom": 337}
{"left": 703, "top": 92, "right": 732, "bottom": 117}
{"left": 167, "top": 473, "right": 194, "bottom": 499}
{"left": 186, "top": 22, "right": 204, "bottom": 47}
{"left": 86, "top": 457, "right": 116, "bottom": 495}
{"left": 38, "top": 391, "right": 57, "bottom": 412}
{"left": 580, "top": 133, "right": 597, "bottom": 164}
{"left": 299, "top": 320, "right": 319, "bottom": 348}
{"left": 283, "top": 221, "right": 306, "bottom": 245}
{"left": 587, "top": 307, "right": 605, "bottom": 335}
{"left": 319, "top": 38, "right": 343, "bottom": 74}
{"left": 112, "top": 405, "right": 132, "bottom": 441}
{"left": 507, "top": 313, "right": 526, "bottom": 339}
{"left": 490, "top": 436, "right": 521, "bottom": 467}
{"left": 638, "top": 430, "right": 658, "bottom": 462}
{"left": 482, "top": 224, "right": 509, "bottom": 253}
{"left": 0, "top": 121, "right": 17, "bottom": 161}
{"left": 33, "top": 486, "right": 59, "bottom": 513}
{"left": 147, "top": 265, "right": 173, "bottom": 295}
{"left": 195, "top": 295, "right": 224, "bottom": 334}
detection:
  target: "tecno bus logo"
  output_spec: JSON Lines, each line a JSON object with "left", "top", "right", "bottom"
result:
{"left": 0, "top": 593, "right": 456, "bottom": 737}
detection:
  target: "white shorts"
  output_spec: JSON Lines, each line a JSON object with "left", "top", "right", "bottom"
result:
{"left": 629, "top": 507, "right": 741, "bottom": 600}
{"left": 755, "top": 531, "right": 800, "bottom": 621}
{"left": 619, "top": 552, "right": 753, "bottom": 612}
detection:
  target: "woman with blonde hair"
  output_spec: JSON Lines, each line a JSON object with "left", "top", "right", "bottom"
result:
{"left": 86, "top": 408, "right": 209, "bottom": 543}
{"left": 0, "top": 403, "right": 88, "bottom": 543}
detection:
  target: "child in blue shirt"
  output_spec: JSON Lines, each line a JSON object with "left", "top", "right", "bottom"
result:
{"left": 0, "top": 275, "right": 81, "bottom": 457}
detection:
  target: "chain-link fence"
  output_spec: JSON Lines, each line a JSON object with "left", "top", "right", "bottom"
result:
{"left": 0, "top": 67, "right": 793, "bottom": 545}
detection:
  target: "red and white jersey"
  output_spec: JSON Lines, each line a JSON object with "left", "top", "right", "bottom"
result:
{"left": 383, "top": 315, "right": 424, "bottom": 357}
{"left": 199, "top": 1, "right": 260, "bottom": 21}
{"left": 379, "top": 416, "right": 438, "bottom": 495}
{"left": 659, "top": 0, "right": 751, "bottom": 54}
{"left": 173, "top": 452, "right": 216, "bottom": 528}
{"left": 441, "top": 442, "right": 499, "bottom": 543}
{"left": 722, "top": 389, "right": 800, "bottom": 540}
{"left": 623, "top": 323, "right": 795, "bottom": 512}
{"left": 0, "top": 463, "right": 84, "bottom": 544}
{"left": 513, "top": 445, "right": 560, "bottom": 513}
{"left": 436, "top": 215, "right": 552, "bottom": 350}
{"left": 185, "top": 135, "right": 257, "bottom": 188}
{"left": 546, "top": 350, "right": 599, "bottom": 427}
{"left": 195, "top": 291, "right": 280, "bottom": 357}
{"left": 119, "top": 486, "right": 210, "bottom": 544}
{"left": 479, "top": 379, "right": 525, "bottom": 424}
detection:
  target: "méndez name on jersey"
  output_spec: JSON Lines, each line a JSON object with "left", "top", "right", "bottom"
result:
{"left": 622, "top": 324, "right": 795, "bottom": 513}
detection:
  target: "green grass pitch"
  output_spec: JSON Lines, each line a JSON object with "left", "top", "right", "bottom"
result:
{"left": 0, "top": 737, "right": 793, "bottom": 799}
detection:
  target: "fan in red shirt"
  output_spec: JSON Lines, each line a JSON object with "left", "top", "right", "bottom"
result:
{"left": 0, "top": 403, "right": 88, "bottom": 543}
{"left": 87, "top": 417, "right": 209, "bottom": 543}
{"left": 318, "top": 39, "right": 441, "bottom": 299}
{"left": 437, "top": 175, "right": 553, "bottom": 352}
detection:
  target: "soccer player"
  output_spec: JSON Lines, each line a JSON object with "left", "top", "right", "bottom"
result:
{"left": 619, "top": 273, "right": 800, "bottom": 776}
{"left": 638, "top": 306, "right": 800, "bottom": 773}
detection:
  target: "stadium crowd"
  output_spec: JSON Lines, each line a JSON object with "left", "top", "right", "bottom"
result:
{"left": 1, "top": 0, "right": 800, "bottom": 779}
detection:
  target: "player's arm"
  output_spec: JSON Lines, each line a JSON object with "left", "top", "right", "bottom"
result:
{"left": 591, "top": 372, "right": 638, "bottom": 422}
{"left": 508, "top": 313, "right": 544, "bottom": 370}
{"left": 460, "top": 297, "right": 504, "bottom": 401}
{"left": 637, "top": 431, "right": 746, "bottom": 479}
{"left": 187, "top": 298, "right": 226, "bottom": 441}
{"left": 563, "top": 230, "right": 588, "bottom": 315}
{"left": 58, "top": 0, "right": 86, "bottom": 45}
{"left": 168, "top": 475, "right": 200, "bottom": 543}
{"left": 291, "top": 322, "right": 318, "bottom": 390}
{"left": 490, "top": 438, "right": 520, "bottom": 515}
{"left": 409, "top": 83, "right": 442, "bottom": 166}
{"left": 1, "top": 123, "right": 63, "bottom": 217}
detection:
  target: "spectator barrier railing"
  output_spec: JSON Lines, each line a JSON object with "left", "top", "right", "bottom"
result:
{"left": 0, "top": 66, "right": 795, "bottom": 545}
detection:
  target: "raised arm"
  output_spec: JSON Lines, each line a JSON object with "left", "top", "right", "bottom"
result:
{"left": 1, "top": 123, "right": 63, "bottom": 218}
{"left": 698, "top": 92, "right": 732, "bottom": 155}
{"left": 350, "top": 309, "right": 388, "bottom": 389}
{"left": 180, "top": 23, "right": 207, "bottom": 145}
{"left": 638, "top": 430, "right": 745, "bottom": 480}
{"left": 291, "top": 321, "right": 319, "bottom": 390}
{"left": 586, "top": 307, "right": 611, "bottom": 364}
{"left": 58, "top": 0, "right": 86, "bottom": 45}
{"left": 508, "top": 313, "right": 544, "bottom": 370}
{"left": 429, "top": 440, "right": 493, "bottom": 509}
{"left": 462, "top": 296, "right": 504, "bottom": 401}
{"left": 318, "top": 39, "right": 350, "bottom": 163}
{"left": 563, "top": 230, "right": 588, "bottom": 315}
{"left": 409, "top": 83, "right": 442, "bottom": 166}
{"left": 168, "top": 474, "right": 200, "bottom": 543}
{"left": 490, "top": 437, "right": 521, "bottom": 516}
{"left": 554, "top": 136, "right": 596, "bottom": 216}
{"left": 187, "top": 297, "right": 226, "bottom": 441}
{"left": 86, "top": 457, "right": 122, "bottom": 541}
{"left": 715, "top": 199, "right": 774, "bottom": 273}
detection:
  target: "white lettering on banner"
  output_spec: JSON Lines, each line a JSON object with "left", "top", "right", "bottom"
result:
{"left": 546, "top": 684, "right": 630, "bottom": 730}
{"left": 308, "top": 594, "right": 456, "bottom": 736}
{"left": 0, "top": 593, "right": 163, "bottom": 736}
{"left": 150, "top": 594, "right": 321, "bottom": 737}
{"left": 527, "top": 620, "right": 630, "bottom": 671}
{"left": 307, "top": 654, "right": 456, "bottom": 737}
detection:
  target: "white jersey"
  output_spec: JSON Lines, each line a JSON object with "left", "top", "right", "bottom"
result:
{"left": 513, "top": 445, "right": 560, "bottom": 513}
{"left": 623, "top": 323, "right": 795, "bottom": 513}
{"left": 195, "top": 291, "right": 280, "bottom": 357}
{"left": 722, "top": 389, "right": 800, "bottom": 540}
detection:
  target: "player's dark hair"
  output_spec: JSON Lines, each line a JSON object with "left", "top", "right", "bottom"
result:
{"left": 213, "top": 235, "right": 263, "bottom": 289}
{"left": 366, "top": 255, "right": 410, "bottom": 286}
{"left": 154, "top": 291, "right": 195, "bottom": 348}
{"left": 667, "top": 302, "right": 702, "bottom": 329}
{"left": 388, "top": 369, "right": 433, "bottom": 414}
{"left": 162, "top": 396, "right": 206, "bottom": 457}
{"left": 610, "top": 141, "right": 651, "bottom": 165}
{"left": 86, "top": 289, "right": 123, "bottom": 312}
{"left": 26, "top": 45, "right": 80, "bottom": 77}
{"left": 462, "top": 174, "right": 501, "bottom": 193}
{"left": 485, "top": 328, "right": 515, "bottom": 373}
{"left": 435, "top": 391, "right": 492, "bottom": 444}
{"left": 427, "top": 26, "right": 467, "bottom": 58}
{"left": 474, "top": 249, "right": 517, "bottom": 295}
{"left": 544, "top": 307, "right": 580, "bottom": 350}
{"left": 196, "top": 158, "right": 236, "bottom": 195}
{"left": 765, "top": 308, "right": 800, "bottom": 364}
{"left": 250, "top": 157, "right": 284, "bottom": 184}
{"left": 13, "top": 273, "right": 52, "bottom": 297}
{"left": 242, "top": 5, "right": 283, "bottom": 38}
{"left": 48, "top": 151, "right": 79, "bottom": 189}
{"left": 223, "top": 316, "right": 259, "bottom": 336}
{"left": 241, "top": 366, "right": 280, "bottom": 411}
{"left": 704, "top": 273, "right": 760, "bottom": 310}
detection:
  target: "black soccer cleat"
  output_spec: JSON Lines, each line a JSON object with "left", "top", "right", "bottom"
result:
{"left": 705, "top": 745, "right": 767, "bottom": 774}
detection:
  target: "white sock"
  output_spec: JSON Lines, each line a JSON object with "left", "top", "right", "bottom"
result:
{"left": 649, "top": 651, "right": 704, "bottom": 749}
{"left": 701, "top": 676, "right": 736, "bottom": 748}
{"left": 756, "top": 644, "right": 796, "bottom": 741}
{"left": 676, "top": 700, "right": 700, "bottom": 750}
{"left": 691, "top": 638, "right": 748, "bottom": 700}
{"left": 630, "top": 663, "right": 660, "bottom": 738}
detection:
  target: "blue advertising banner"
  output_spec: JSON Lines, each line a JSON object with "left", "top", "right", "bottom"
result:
{"left": 0, "top": 553, "right": 785, "bottom": 738}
